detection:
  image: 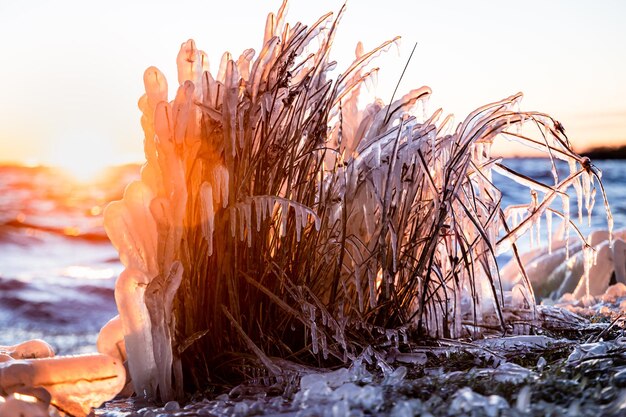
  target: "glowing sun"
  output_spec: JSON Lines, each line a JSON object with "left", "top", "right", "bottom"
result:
{"left": 48, "top": 131, "right": 117, "bottom": 182}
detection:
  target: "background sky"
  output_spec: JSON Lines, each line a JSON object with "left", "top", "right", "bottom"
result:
{"left": 0, "top": 0, "right": 624, "bottom": 170}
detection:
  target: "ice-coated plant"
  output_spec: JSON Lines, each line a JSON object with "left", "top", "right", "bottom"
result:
{"left": 104, "top": 0, "right": 610, "bottom": 400}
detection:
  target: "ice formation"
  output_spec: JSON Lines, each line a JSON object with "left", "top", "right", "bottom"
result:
{"left": 0, "top": 340, "right": 55, "bottom": 360}
{"left": 0, "top": 339, "right": 126, "bottom": 417}
{"left": 102, "top": 0, "right": 609, "bottom": 399}
{"left": 96, "top": 315, "right": 127, "bottom": 363}
{"left": 502, "top": 227, "right": 626, "bottom": 300}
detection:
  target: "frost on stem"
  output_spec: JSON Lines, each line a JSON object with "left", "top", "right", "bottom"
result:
{"left": 104, "top": 0, "right": 611, "bottom": 398}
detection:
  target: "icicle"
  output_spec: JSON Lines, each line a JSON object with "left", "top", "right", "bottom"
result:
{"left": 244, "top": 203, "right": 252, "bottom": 247}
{"left": 313, "top": 209, "right": 321, "bottom": 231}
{"left": 536, "top": 211, "right": 542, "bottom": 247}
{"left": 529, "top": 217, "right": 535, "bottom": 249}
{"left": 569, "top": 159, "right": 583, "bottom": 224}
{"left": 200, "top": 182, "right": 215, "bottom": 255}
{"left": 528, "top": 191, "right": 538, "bottom": 249}
{"left": 308, "top": 305, "right": 318, "bottom": 355}
{"left": 582, "top": 245, "right": 595, "bottom": 299}
{"left": 562, "top": 194, "right": 570, "bottom": 258}
{"left": 295, "top": 205, "right": 303, "bottom": 242}
{"left": 368, "top": 268, "right": 377, "bottom": 308}
{"left": 588, "top": 187, "right": 597, "bottom": 227}
{"left": 390, "top": 228, "right": 398, "bottom": 273}
{"left": 230, "top": 207, "right": 237, "bottom": 238}
{"left": 546, "top": 210, "right": 553, "bottom": 254}
{"left": 400, "top": 328, "right": 408, "bottom": 344}
{"left": 172, "top": 81, "right": 194, "bottom": 145}
{"left": 224, "top": 60, "right": 239, "bottom": 158}
{"left": 216, "top": 51, "right": 232, "bottom": 84}
{"left": 115, "top": 268, "right": 157, "bottom": 399}
{"left": 176, "top": 39, "right": 200, "bottom": 86}
{"left": 320, "top": 333, "right": 328, "bottom": 360}
{"left": 385, "top": 329, "right": 399, "bottom": 348}
{"left": 280, "top": 200, "right": 289, "bottom": 237}
{"left": 263, "top": 196, "right": 273, "bottom": 221}
{"left": 220, "top": 167, "right": 229, "bottom": 208}
{"left": 238, "top": 204, "right": 245, "bottom": 242}
{"left": 582, "top": 170, "right": 592, "bottom": 226}
{"left": 255, "top": 198, "right": 262, "bottom": 232}
{"left": 143, "top": 67, "right": 168, "bottom": 110}
{"left": 354, "top": 263, "right": 364, "bottom": 313}
{"left": 263, "top": 12, "right": 275, "bottom": 48}
{"left": 550, "top": 161, "right": 558, "bottom": 186}
{"left": 236, "top": 48, "right": 255, "bottom": 82}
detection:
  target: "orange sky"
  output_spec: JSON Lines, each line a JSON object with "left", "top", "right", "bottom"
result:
{"left": 0, "top": 0, "right": 624, "bottom": 171}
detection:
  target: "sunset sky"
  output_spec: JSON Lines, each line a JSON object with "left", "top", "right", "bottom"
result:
{"left": 0, "top": 0, "right": 624, "bottom": 172}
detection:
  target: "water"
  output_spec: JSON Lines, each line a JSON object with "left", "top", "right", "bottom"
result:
{"left": 0, "top": 164, "right": 137, "bottom": 353}
{"left": 0, "top": 159, "right": 622, "bottom": 354}
{"left": 493, "top": 158, "right": 623, "bottom": 231}
{"left": 493, "top": 158, "right": 621, "bottom": 265}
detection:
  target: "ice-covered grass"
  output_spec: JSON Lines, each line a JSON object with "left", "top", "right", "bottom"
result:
{"left": 103, "top": 0, "right": 610, "bottom": 400}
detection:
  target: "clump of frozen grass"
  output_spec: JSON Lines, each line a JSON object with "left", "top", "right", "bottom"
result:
{"left": 104, "top": 0, "right": 610, "bottom": 400}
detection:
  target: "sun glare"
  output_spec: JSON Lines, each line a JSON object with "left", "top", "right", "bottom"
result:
{"left": 48, "top": 132, "right": 116, "bottom": 182}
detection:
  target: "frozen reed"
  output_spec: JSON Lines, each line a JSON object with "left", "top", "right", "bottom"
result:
{"left": 104, "top": 0, "right": 610, "bottom": 399}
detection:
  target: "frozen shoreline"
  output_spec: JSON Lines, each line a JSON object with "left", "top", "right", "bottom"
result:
{"left": 94, "top": 304, "right": 626, "bottom": 417}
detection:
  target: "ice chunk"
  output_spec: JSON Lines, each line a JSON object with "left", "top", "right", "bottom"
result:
{"left": 143, "top": 66, "right": 168, "bottom": 110}
{"left": 331, "top": 399, "right": 349, "bottom": 417}
{"left": 475, "top": 335, "right": 561, "bottom": 353}
{"left": 97, "top": 315, "right": 127, "bottom": 363}
{"left": 114, "top": 268, "right": 157, "bottom": 398}
{"left": 0, "top": 340, "right": 54, "bottom": 360}
{"left": 393, "top": 352, "right": 428, "bottom": 366}
{"left": 390, "top": 399, "right": 423, "bottom": 417}
{"left": 449, "top": 387, "right": 509, "bottom": 417}
{"left": 567, "top": 342, "right": 611, "bottom": 365}
{"left": 602, "top": 282, "right": 626, "bottom": 303}
{"left": 0, "top": 354, "right": 126, "bottom": 417}
{"left": 354, "top": 385, "right": 383, "bottom": 411}
{"left": 164, "top": 400, "right": 180, "bottom": 411}
{"left": 493, "top": 362, "right": 534, "bottom": 384}
{"left": 613, "top": 238, "right": 626, "bottom": 284}
{"left": 297, "top": 373, "right": 332, "bottom": 401}
{"left": 333, "top": 382, "right": 361, "bottom": 403}
{"left": 536, "top": 356, "right": 547, "bottom": 371}
{"left": 515, "top": 385, "right": 532, "bottom": 412}
{"left": 0, "top": 393, "right": 50, "bottom": 417}
{"left": 323, "top": 368, "right": 352, "bottom": 388}
{"left": 383, "top": 366, "right": 407, "bottom": 385}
